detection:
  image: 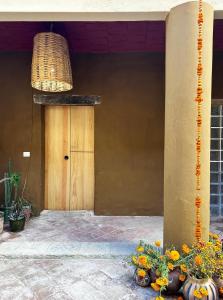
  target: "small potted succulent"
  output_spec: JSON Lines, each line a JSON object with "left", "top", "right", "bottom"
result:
{"left": 8, "top": 170, "right": 25, "bottom": 232}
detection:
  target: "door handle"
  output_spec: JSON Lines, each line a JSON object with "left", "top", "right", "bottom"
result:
{"left": 64, "top": 155, "right": 69, "bottom": 160}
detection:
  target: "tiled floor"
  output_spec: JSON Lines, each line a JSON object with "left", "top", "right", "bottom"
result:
{"left": 0, "top": 211, "right": 221, "bottom": 299}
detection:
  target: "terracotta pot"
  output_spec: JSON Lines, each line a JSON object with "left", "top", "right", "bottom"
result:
{"left": 150, "top": 268, "right": 184, "bottom": 295}
{"left": 183, "top": 275, "right": 219, "bottom": 300}
{"left": 134, "top": 269, "right": 150, "bottom": 287}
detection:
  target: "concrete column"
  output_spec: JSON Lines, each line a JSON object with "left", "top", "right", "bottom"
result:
{"left": 164, "top": 1, "right": 214, "bottom": 248}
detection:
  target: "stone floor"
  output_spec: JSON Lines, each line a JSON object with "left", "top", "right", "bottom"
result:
{"left": 0, "top": 211, "right": 222, "bottom": 300}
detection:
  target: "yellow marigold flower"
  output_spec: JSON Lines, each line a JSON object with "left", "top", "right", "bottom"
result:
{"left": 193, "top": 290, "right": 202, "bottom": 299}
{"left": 200, "top": 287, "right": 208, "bottom": 296}
{"left": 138, "top": 255, "right": 147, "bottom": 266}
{"left": 213, "top": 234, "right": 219, "bottom": 240}
{"left": 182, "top": 244, "right": 191, "bottom": 254}
{"left": 137, "top": 269, "right": 146, "bottom": 277}
{"left": 155, "top": 240, "right": 161, "bottom": 247}
{"left": 132, "top": 256, "right": 137, "bottom": 264}
{"left": 151, "top": 282, "right": 160, "bottom": 292}
{"left": 179, "top": 274, "right": 186, "bottom": 282}
{"left": 156, "top": 297, "right": 164, "bottom": 300}
{"left": 156, "top": 277, "right": 169, "bottom": 287}
{"left": 168, "top": 263, "right": 174, "bottom": 271}
{"left": 169, "top": 250, "right": 180, "bottom": 261}
{"left": 165, "top": 250, "right": 171, "bottom": 257}
{"left": 180, "top": 264, "right": 187, "bottom": 273}
{"left": 136, "top": 246, "right": 144, "bottom": 253}
{"left": 194, "top": 255, "right": 203, "bottom": 266}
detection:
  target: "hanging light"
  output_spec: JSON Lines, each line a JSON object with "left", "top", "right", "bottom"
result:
{"left": 31, "top": 32, "right": 73, "bottom": 92}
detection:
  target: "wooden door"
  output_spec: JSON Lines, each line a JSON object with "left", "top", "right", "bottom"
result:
{"left": 45, "top": 105, "right": 94, "bottom": 211}
{"left": 70, "top": 106, "right": 94, "bottom": 210}
{"left": 45, "top": 106, "right": 70, "bottom": 210}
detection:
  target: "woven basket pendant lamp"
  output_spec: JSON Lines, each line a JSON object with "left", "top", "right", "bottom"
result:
{"left": 31, "top": 32, "right": 73, "bottom": 92}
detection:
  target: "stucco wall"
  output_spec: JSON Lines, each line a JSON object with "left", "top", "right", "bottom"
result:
{"left": 0, "top": 53, "right": 44, "bottom": 214}
{"left": 0, "top": 52, "right": 165, "bottom": 216}
{"left": 0, "top": 51, "right": 222, "bottom": 216}
{"left": 73, "top": 53, "right": 165, "bottom": 215}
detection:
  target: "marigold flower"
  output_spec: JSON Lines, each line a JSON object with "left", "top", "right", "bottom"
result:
{"left": 169, "top": 250, "right": 180, "bottom": 261}
{"left": 180, "top": 264, "right": 187, "bottom": 273}
{"left": 177, "top": 297, "right": 184, "bottom": 300}
{"left": 138, "top": 255, "right": 147, "bottom": 266}
{"left": 156, "top": 277, "right": 169, "bottom": 287}
{"left": 194, "top": 255, "right": 203, "bottom": 266}
{"left": 182, "top": 244, "right": 191, "bottom": 254}
{"left": 179, "top": 274, "right": 186, "bottom": 282}
{"left": 151, "top": 282, "right": 160, "bottom": 292}
{"left": 167, "top": 263, "right": 174, "bottom": 271}
{"left": 136, "top": 246, "right": 144, "bottom": 253}
{"left": 155, "top": 297, "right": 164, "bottom": 300}
{"left": 194, "top": 290, "right": 202, "bottom": 299}
{"left": 155, "top": 240, "right": 161, "bottom": 247}
{"left": 137, "top": 269, "right": 146, "bottom": 278}
{"left": 219, "top": 287, "right": 223, "bottom": 295}
{"left": 200, "top": 287, "right": 208, "bottom": 296}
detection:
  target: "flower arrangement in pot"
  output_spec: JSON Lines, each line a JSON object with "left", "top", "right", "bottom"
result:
{"left": 130, "top": 241, "right": 188, "bottom": 298}
{"left": 182, "top": 238, "right": 220, "bottom": 300}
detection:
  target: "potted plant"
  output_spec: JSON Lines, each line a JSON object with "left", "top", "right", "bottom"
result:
{"left": 130, "top": 241, "right": 187, "bottom": 296}
{"left": 9, "top": 197, "right": 25, "bottom": 232}
{"left": 182, "top": 239, "right": 220, "bottom": 300}
{"left": 0, "top": 161, "right": 20, "bottom": 223}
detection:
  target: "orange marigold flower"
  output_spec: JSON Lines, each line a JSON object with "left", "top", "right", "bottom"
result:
{"left": 182, "top": 244, "right": 191, "bottom": 254}
{"left": 137, "top": 269, "right": 146, "bottom": 278}
{"left": 138, "top": 255, "right": 147, "bottom": 266}
{"left": 219, "top": 287, "right": 223, "bottom": 295}
{"left": 195, "top": 255, "right": 203, "bottom": 266}
{"left": 155, "top": 240, "right": 161, "bottom": 247}
{"left": 179, "top": 274, "right": 186, "bottom": 282}
{"left": 177, "top": 297, "right": 184, "bottom": 300}
{"left": 168, "top": 263, "right": 174, "bottom": 271}
{"left": 151, "top": 282, "right": 160, "bottom": 292}
{"left": 180, "top": 264, "right": 187, "bottom": 273}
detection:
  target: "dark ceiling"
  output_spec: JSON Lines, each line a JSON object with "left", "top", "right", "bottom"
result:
{"left": 0, "top": 20, "right": 222, "bottom": 53}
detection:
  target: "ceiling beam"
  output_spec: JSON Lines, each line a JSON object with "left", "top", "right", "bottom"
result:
{"left": 0, "top": 0, "right": 222, "bottom": 21}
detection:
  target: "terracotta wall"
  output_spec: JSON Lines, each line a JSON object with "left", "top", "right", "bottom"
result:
{"left": 0, "top": 53, "right": 44, "bottom": 214}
